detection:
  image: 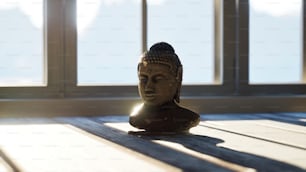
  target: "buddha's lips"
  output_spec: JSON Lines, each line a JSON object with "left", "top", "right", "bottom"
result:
{"left": 144, "top": 94, "right": 157, "bottom": 99}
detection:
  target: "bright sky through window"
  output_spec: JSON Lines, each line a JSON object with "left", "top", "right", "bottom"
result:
{"left": 249, "top": 0, "right": 302, "bottom": 84}
{"left": 0, "top": 0, "right": 44, "bottom": 86}
{"left": 77, "top": 0, "right": 141, "bottom": 85}
{"left": 147, "top": 0, "right": 214, "bottom": 84}
{"left": 77, "top": 0, "right": 166, "bottom": 36}
{"left": 0, "top": 0, "right": 43, "bottom": 28}
{"left": 0, "top": 0, "right": 304, "bottom": 86}
{"left": 250, "top": 0, "right": 301, "bottom": 17}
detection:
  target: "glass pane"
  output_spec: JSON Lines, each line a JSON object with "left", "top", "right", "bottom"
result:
{"left": 249, "top": 0, "right": 303, "bottom": 84}
{"left": 0, "top": 0, "right": 45, "bottom": 86}
{"left": 148, "top": 0, "right": 215, "bottom": 84}
{"left": 77, "top": 0, "right": 141, "bottom": 85}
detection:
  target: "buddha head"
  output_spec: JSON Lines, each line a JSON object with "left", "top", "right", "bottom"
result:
{"left": 138, "top": 42, "right": 182, "bottom": 107}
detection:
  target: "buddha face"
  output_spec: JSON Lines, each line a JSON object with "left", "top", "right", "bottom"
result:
{"left": 138, "top": 63, "right": 179, "bottom": 106}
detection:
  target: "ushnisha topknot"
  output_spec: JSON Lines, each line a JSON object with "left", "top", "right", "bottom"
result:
{"left": 150, "top": 41, "right": 175, "bottom": 53}
{"left": 139, "top": 42, "right": 182, "bottom": 76}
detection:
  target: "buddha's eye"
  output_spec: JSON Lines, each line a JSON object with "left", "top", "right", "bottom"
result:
{"left": 154, "top": 75, "right": 166, "bottom": 82}
{"left": 139, "top": 76, "right": 147, "bottom": 83}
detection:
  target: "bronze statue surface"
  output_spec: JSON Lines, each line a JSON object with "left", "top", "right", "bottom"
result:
{"left": 129, "top": 42, "right": 200, "bottom": 133}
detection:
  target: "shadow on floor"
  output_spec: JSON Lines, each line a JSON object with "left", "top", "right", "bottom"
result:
{"left": 131, "top": 132, "right": 305, "bottom": 172}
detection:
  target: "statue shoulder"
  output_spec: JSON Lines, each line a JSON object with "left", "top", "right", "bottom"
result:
{"left": 166, "top": 104, "right": 199, "bottom": 119}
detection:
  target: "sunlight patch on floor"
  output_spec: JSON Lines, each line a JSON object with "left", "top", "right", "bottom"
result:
{"left": 0, "top": 123, "right": 173, "bottom": 172}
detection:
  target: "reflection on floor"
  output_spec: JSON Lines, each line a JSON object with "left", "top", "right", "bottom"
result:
{"left": 0, "top": 113, "right": 305, "bottom": 172}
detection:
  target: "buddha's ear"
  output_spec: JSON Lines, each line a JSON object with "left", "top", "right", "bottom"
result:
{"left": 174, "top": 66, "right": 183, "bottom": 103}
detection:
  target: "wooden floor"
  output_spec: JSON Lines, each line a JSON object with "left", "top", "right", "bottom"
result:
{"left": 0, "top": 113, "right": 305, "bottom": 172}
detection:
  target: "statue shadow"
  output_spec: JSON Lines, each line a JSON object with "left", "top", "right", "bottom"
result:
{"left": 129, "top": 131, "right": 305, "bottom": 172}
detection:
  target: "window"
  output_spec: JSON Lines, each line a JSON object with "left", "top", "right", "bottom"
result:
{"left": 0, "top": 0, "right": 45, "bottom": 86}
{"left": 249, "top": 0, "right": 303, "bottom": 84}
{"left": 76, "top": 0, "right": 219, "bottom": 85}
{"left": 77, "top": 0, "right": 141, "bottom": 85}
{"left": 0, "top": 0, "right": 62, "bottom": 98}
{"left": 65, "top": 0, "right": 227, "bottom": 97}
{"left": 239, "top": 0, "right": 306, "bottom": 94}
{"left": 0, "top": 0, "right": 305, "bottom": 115}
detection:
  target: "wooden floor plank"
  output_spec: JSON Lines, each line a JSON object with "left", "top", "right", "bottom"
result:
{"left": 247, "top": 118, "right": 306, "bottom": 134}
{"left": 280, "top": 112, "right": 306, "bottom": 118}
{"left": 257, "top": 113, "right": 306, "bottom": 126}
{"left": 201, "top": 114, "right": 306, "bottom": 149}
{"left": 201, "top": 113, "right": 306, "bottom": 136}
{"left": 201, "top": 121, "right": 306, "bottom": 149}
{"left": 201, "top": 113, "right": 306, "bottom": 127}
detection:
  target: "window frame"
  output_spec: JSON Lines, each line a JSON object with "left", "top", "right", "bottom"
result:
{"left": 63, "top": 0, "right": 140, "bottom": 98}
{"left": 0, "top": 0, "right": 64, "bottom": 98}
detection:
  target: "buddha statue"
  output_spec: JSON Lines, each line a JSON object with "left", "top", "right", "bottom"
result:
{"left": 129, "top": 42, "right": 200, "bottom": 133}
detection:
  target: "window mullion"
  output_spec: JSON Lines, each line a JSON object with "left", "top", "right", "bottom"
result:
{"left": 46, "top": 0, "right": 65, "bottom": 96}
{"left": 237, "top": 0, "right": 249, "bottom": 93}
{"left": 303, "top": 0, "right": 306, "bottom": 83}
{"left": 142, "top": 0, "right": 147, "bottom": 52}
{"left": 63, "top": 0, "right": 77, "bottom": 96}
{"left": 214, "top": 0, "right": 223, "bottom": 84}
{"left": 222, "top": 0, "right": 237, "bottom": 93}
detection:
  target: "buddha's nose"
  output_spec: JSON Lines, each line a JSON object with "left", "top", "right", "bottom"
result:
{"left": 145, "top": 79, "right": 155, "bottom": 91}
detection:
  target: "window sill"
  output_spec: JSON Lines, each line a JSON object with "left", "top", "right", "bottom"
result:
{"left": 0, "top": 95, "right": 306, "bottom": 117}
